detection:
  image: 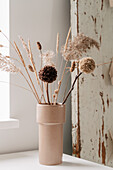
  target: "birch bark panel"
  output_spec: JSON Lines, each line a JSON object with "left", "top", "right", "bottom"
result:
{"left": 71, "top": 0, "right": 113, "bottom": 167}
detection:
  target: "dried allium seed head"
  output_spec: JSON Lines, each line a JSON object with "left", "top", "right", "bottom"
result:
{"left": 28, "top": 65, "right": 34, "bottom": 72}
{"left": 79, "top": 57, "right": 95, "bottom": 74}
{"left": 37, "top": 42, "right": 42, "bottom": 50}
{"left": 70, "top": 61, "right": 76, "bottom": 72}
{"left": 39, "top": 65, "right": 57, "bottom": 83}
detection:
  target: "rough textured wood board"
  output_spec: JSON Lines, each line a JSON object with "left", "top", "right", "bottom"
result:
{"left": 71, "top": 0, "right": 113, "bottom": 168}
{"left": 109, "top": 0, "right": 113, "bottom": 7}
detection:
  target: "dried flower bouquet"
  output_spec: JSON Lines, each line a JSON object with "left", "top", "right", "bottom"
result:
{"left": 0, "top": 28, "right": 100, "bottom": 105}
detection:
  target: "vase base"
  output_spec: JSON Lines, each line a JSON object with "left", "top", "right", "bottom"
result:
{"left": 39, "top": 160, "right": 62, "bottom": 166}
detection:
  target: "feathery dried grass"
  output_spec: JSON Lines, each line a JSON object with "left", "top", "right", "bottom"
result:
{"left": 19, "top": 36, "right": 29, "bottom": 55}
{"left": 28, "top": 40, "right": 46, "bottom": 103}
{"left": 61, "top": 33, "right": 99, "bottom": 61}
{"left": 0, "top": 55, "right": 20, "bottom": 73}
{"left": 14, "top": 41, "right": 41, "bottom": 104}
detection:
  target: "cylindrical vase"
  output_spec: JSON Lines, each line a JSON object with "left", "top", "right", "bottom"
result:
{"left": 36, "top": 104, "right": 65, "bottom": 165}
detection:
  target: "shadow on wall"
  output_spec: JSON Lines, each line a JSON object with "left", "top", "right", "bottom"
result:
{"left": 51, "top": 0, "right": 72, "bottom": 155}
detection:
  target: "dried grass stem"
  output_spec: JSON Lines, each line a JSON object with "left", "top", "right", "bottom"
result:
{"left": 28, "top": 40, "right": 46, "bottom": 103}
{"left": 14, "top": 41, "right": 41, "bottom": 103}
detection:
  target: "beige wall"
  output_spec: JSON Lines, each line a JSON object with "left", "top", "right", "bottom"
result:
{"left": 0, "top": 0, "right": 71, "bottom": 154}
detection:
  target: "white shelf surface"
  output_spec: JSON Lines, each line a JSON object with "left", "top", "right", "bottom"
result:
{"left": 0, "top": 119, "right": 19, "bottom": 129}
{"left": 0, "top": 150, "right": 112, "bottom": 170}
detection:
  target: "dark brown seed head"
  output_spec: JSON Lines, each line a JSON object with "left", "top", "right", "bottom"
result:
{"left": 39, "top": 65, "right": 57, "bottom": 83}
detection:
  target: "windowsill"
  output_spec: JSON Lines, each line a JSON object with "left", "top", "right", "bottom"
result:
{"left": 0, "top": 119, "right": 19, "bottom": 129}
{"left": 0, "top": 150, "right": 111, "bottom": 169}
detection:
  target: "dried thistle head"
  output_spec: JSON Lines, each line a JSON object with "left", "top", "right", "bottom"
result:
{"left": 79, "top": 57, "right": 95, "bottom": 74}
{"left": 0, "top": 55, "right": 20, "bottom": 73}
{"left": 61, "top": 33, "right": 99, "bottom": 61}
{"left": 42, "top": 50, "right": 55, "bottom": 66}
{"left": 39, "top": 65, "right": 57, "bottom": 83}
{"left": 37, "top": 42, "right": 42, "bottom": 50}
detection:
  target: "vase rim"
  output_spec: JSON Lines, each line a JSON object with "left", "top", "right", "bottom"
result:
{"left": 37, "top": 103, "right": 65, "bottom": 107}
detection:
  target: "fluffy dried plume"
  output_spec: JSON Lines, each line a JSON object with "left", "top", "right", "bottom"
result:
{"left": 42, "top": 50, "right": 55, "bottom": 66}
{"left": 61, "top": 33, "right": 99, "bottom": 61}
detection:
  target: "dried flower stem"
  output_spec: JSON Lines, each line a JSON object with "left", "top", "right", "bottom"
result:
{"left": 44, "top": 82, "right": 47, "bottom": 94}
{"left": 56, "top": 33, "right": 59, "bottom": 55}
{"left": 55, "top": 60, "right": 68, "bottom": 103}
{"left": 64, "top": 27, "right": 71, "bottom": 52}
{"left": 58, "top": 57, "right": 64, "bottom": 80}
{"left": 28, "top": 40, "right": 46, "bottom": 103}
{"left": 55, "top": 33, "right": 59, "bottom": 90}
{"left": 19, "top": 37, "right": 45, "bottom": 102}
{"left": 63, "top": 73, "right": 71, "bottom": 101}
{"left": 0, "top": 81, "right": 32, "bottom": 92}
{"left": 96, "top": 60, "right": 113, "bottom": 67}
{"left": 19, "top": 71, "right": 38, "bottom": 101}
{"left": 62, "top": 72, "right": 82, "bottom": 105}
{"left": 14, "top": 41, "right": 41, "bottom": 104}
{"left": 0, "top": 31, "right": 19, "bottom": 56}
{"left": 56, "top": 33, "right": 59, "bottom": 68}
{"left": 36, "top": 42, "right": 44, "bottom": 102}
{"left": 54, "top": 28, "right": 71, "bottom": 103}
{"left": 53, "top": 94, "right": 56, "bottom": 105}
{"left": 40, "top": 51, "right": 44, "bottom": 102}
{"left": 46, "top": 83, "right": 50, "bottom": 104}
{"left": 50, "top": 83, "right": 52, "bottom": 104}
{"left": 1, "top": 54, "right": 22, "bottom": 66}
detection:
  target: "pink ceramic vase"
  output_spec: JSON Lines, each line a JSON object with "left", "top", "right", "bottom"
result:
{"left": 36, "top": 104, "right": 65, "bottom": 165}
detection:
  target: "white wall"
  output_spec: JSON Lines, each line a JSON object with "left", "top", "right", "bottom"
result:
{"left": 0, "top": 0, "right": 71, "bottom": 154}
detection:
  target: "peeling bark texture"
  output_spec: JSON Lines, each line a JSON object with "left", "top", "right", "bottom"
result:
{"left": 71, "top": 0, "right": 113, "bottom": 168}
